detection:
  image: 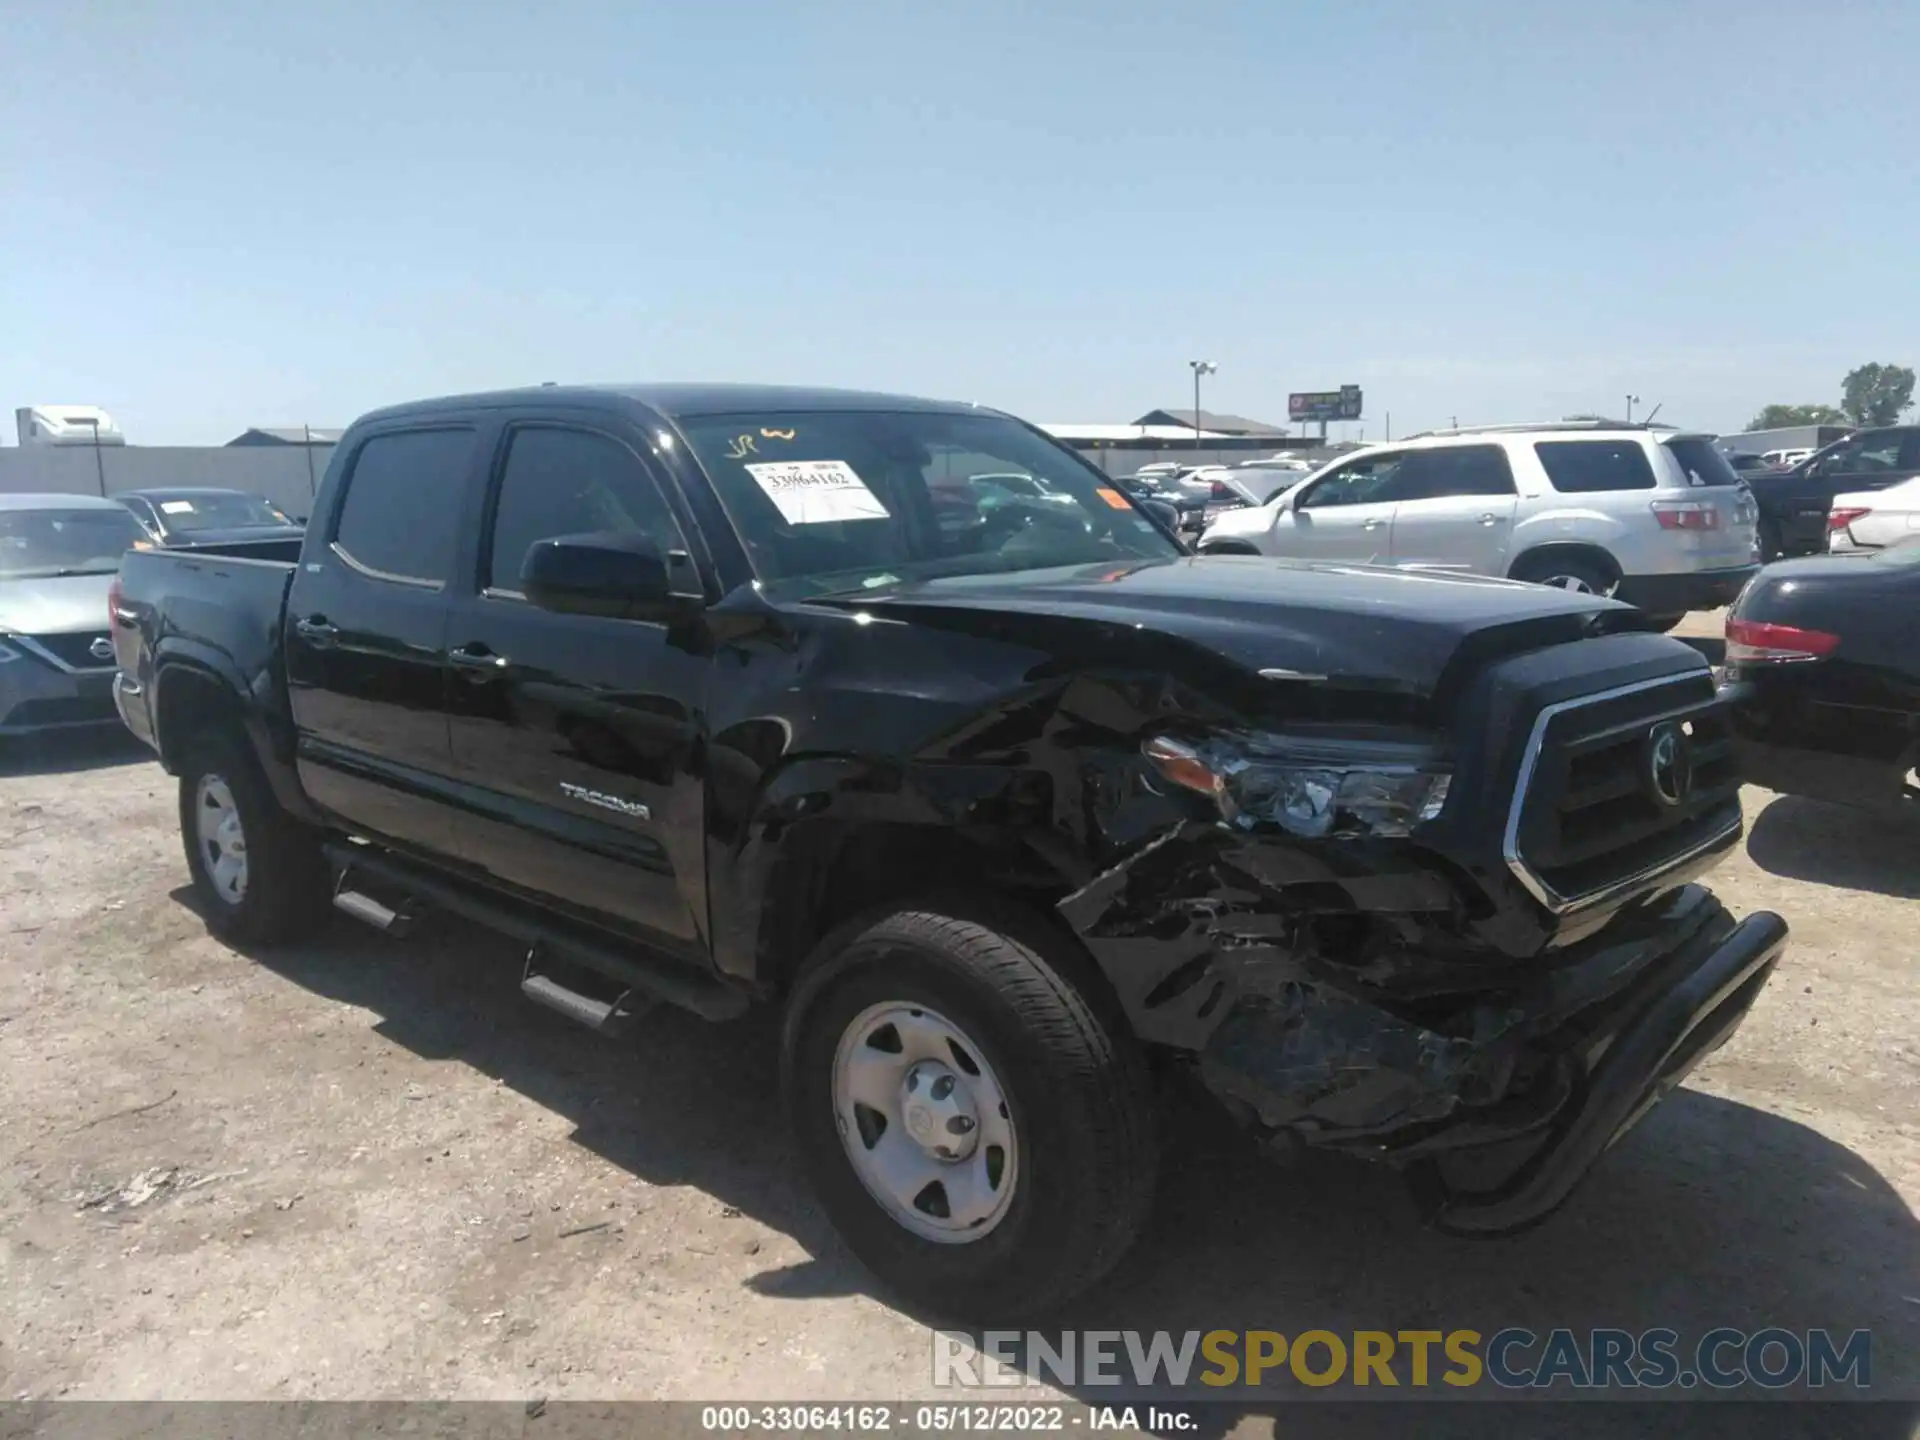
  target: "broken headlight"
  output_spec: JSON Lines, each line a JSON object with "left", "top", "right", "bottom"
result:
{"left": 1144, "top": 733, "right": 1451, "bottom": 839}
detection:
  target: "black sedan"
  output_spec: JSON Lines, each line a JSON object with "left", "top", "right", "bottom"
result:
{"left": 117, "top": 488, "right": 306, "bottom": 549}
{"left": 1724, "top": 542, "right": 1920, "bottom": 810}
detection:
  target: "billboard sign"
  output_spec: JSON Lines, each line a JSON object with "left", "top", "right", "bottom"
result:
{"left": 1288, "top": 385, "right": 1364, "bottom": 423}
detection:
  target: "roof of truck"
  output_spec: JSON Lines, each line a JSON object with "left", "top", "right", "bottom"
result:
{"left": 356, "top": 383, "right": 991, "bottom": 428}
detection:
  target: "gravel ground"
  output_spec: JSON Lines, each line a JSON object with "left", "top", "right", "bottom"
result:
{"left": 1, "top": 710, "right": 1915, "bottom": 1420}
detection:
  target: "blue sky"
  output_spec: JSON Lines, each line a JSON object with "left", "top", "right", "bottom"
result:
{"left": 4, "top": 0, "right": 1915, "bottom": 444}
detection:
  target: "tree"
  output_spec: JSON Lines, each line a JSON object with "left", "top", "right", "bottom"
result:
{"left": 1746, "top": 403, "right": 1848, "bottom": 430}
{"left": 1840, "top": 363, "right": 1916, "bottom": 428}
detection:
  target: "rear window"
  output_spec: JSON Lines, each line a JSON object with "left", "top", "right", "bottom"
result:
{"left": 1663, "top": 437, "right": 1743, "bottom": 488}
{"left": 1533, "top": 440, "right": 1657, "bottom": 493}
{"left": 332, "top": 428, "right": 476, "bottom": 585}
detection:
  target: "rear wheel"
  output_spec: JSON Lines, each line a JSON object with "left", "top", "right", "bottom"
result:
{"left": 1199, "top": 540, "right": 1261, "bottom": 556}
{"left": 179, "top": 730, "right": 331, "bottom": 946}
{"left": 782, "top": 903, "right": 1157, "bottom": 1317}
{"left": 1643, "top": 613, "right": 1687, "bottom": 633}
{"left": 1512, "top": 552, "right": 1617, "bottom": 596}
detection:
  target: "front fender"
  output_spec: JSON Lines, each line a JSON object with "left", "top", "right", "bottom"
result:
{"left": 704, "top": 751, "right": 1066, "bottom": 987}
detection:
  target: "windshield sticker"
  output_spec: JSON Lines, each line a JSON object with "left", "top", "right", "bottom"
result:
{"left": 159, "top": 500, "right": 195, "bottom": 514}
{"left": 1094, "top": 487, "right": 1132, "bottom": 510}
{"left": 760, "top": 427, "right": 796, "bottom": 441}
{"left": 723, "top": 434, "right": 759, "bottom": 460}
{"left": 745, "top": 459, "right": 891, "bottom": 525}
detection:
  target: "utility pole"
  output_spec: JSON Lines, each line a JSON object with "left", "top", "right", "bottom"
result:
{"left": 1188, "top": 360, "right": 1216, "bottom": 454}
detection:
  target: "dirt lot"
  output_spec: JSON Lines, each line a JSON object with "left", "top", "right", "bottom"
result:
{"left": 3, "top": 701, "right": 1917, "bottom": 1414}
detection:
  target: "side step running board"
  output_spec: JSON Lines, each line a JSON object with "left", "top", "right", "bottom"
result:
{"left": 321, "top": 842, "right": 749, "bottom": 1023}
{"left": 333, "top": 880, "right": 417, "bottom": 936}
{"left": 521, "top": 950, "right": 654, "bottom": 1036}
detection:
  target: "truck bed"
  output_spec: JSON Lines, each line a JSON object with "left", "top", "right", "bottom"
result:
{"left": 112, "top": 545, "right": 301, "bottom": 756}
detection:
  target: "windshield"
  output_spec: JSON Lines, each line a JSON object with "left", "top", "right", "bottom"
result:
{"left": 0, "top": 507, "right": 147, "bottom": 579}
{"left": 146, "top": 492, "right": 294, "bottom": 533}
{"left": 679, "top": 410, "right": 1180, "bottom": 595}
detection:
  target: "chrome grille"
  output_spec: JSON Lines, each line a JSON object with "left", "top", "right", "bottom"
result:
{"left": 1505, "top": 674, "right": 1742, "bottom": 913}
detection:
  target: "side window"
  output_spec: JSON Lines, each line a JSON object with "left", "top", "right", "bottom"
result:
{"left": 333, "top": 428, "right": 476, "bottom": 585}
{"left": 1533, "top": 440, "right": 1657, "bottom": 493}
{"left": 1838, "top": 431, "right": 1906, "bottom": 472}
{"left": 485, "top": 426, "right": 685, "bottom": 593}
{"left": 1299, "top": 452, "right": 1408, "bottom": 508}
{"left": 1900, "top": 431, "right": 1920, "bottom": 468}
{"left": 1400, "top": 445, "right": 1515, "bottom": 500}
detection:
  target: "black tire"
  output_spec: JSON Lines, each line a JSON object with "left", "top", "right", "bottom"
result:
{"left": 1199, "top": 541, "right": 1261, "bottom": 556}
{"left": 1757, "top": 517, "right": 1785, "bottom": 563}
{"left": 782, "top": 902, "right": 1158, "bottom": 1319}
{"left": 178, "top": 728, "right": 331, "bottom": 946}
{"left": 1643, "top": 612, "right": 1687, "bottom": 633}
{"left": 1511, "top": 551, "right": 1617, "bottom": 596}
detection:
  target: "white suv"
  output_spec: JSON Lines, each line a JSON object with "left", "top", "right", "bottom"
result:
{"left": 1197, "top": 422, "right": 1760, "bottom": 623}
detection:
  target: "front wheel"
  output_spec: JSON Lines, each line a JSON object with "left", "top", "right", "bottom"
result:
{"left": 179, "top": 730, "right": 331, "bottom": 946}
{"left": 782, "top": 904, "right": 1157, "bottom": 1318}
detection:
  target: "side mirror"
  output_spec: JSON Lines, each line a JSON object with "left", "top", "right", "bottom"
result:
{"left": 520, "top": 532, "right": 697, "bottom": 621}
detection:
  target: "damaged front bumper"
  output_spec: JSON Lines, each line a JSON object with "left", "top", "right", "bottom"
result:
{"left": 1058, "top": 827, "right": 1786, "bottom": 1237}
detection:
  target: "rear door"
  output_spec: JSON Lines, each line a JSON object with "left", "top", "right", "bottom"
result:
{"left": 1274, "top": 450, "right": 1411, "bottom": 563}
{"left": 284, "top": 423, "right": 479, "bottom": 855}
{"left": 441, "top": 415, "right": 712, "bottom": 959}
{"left": 1793, "top": 429, "right": 1916, "bottom": 552}
{"left": 1385, "top": 444, "right": 1518, "bottom": 575}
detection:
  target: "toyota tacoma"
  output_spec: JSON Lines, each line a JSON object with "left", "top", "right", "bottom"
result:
{"left": 110, "top": 384, "right": 1787, "bottom": 1316}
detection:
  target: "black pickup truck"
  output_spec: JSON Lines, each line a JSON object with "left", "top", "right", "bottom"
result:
{"left": 112, "top": 384, "right": 1786, "bottom": 1316}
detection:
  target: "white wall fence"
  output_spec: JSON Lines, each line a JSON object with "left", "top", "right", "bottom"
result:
{"left": 0, "top": 446, "right": 336, "bottom": 517}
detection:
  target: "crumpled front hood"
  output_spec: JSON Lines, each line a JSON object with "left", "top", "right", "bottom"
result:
{"left": 0, "top": 572, "right": 115, "bottom": 635}
{"left": 829, "top": 556, "right": 1629, "bottom": 697}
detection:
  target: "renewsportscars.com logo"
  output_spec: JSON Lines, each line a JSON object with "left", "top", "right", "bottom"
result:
{"left": 933, "top": 1327, "right": 1874, "bottom": 1391}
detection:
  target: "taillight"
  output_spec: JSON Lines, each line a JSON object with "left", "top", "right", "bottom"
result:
{"left": 1827, "top": 507, "right": 1871, "bottom": 532}
{"left": 1651, "top": 500, "right": 1721, "bottom": 531}
{"left": 107, "top": 575, "right": 123, "bottom": 630}
{"left": 1725, "top": 616, "right": 1839, "bottom": 664}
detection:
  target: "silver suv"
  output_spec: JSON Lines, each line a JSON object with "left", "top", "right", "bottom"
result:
{"left": 1198, "top": 422, "right": 1760, "bottom": 624}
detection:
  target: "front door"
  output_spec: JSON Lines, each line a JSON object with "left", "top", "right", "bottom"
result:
{"left": 442, "top": 420, "right": 711, "bottom": 959}
{"left": 285, "top": 424, "right": 480, "bottom": 855}
{"left": 1274, "top": 450, "right": 1410, "bottom": 564}
{"left": 1387, "top": 444, "right": 1518, "bottom": 575}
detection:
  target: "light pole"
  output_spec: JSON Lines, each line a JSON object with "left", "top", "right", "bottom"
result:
{"left": 1188, "top": 360, "right": 1216, "bottom": 453}
{"left": 1625, "top": 394, "right": 1640, "bottom": 424}
{"left": 75, "top": 417, "right": 107, "bottom": 496}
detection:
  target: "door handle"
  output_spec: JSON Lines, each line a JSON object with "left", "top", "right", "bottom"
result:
{"left": 1479, "top": 513, "right": 1505, "bottom": 525}
{"left": 449, "top": 644, "right": 510, "bottom": 677}
{"left": 1362, "top": 518, "right": 1384, "bottom": 530}
{"left": 294, "top": 616, "right": 338, "bottom": 644}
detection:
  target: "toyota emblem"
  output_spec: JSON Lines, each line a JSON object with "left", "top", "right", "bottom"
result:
{"left": 1644, "top": 722, "right": 1693, "bottom": 808}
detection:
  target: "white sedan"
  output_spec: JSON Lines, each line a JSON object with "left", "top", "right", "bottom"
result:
{"left": 1828, "top": 476, "right": 1920, "bottom": 552}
